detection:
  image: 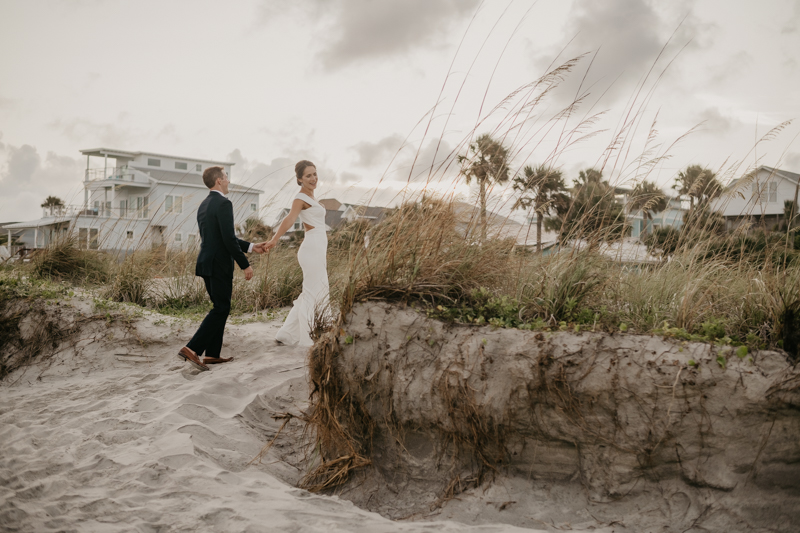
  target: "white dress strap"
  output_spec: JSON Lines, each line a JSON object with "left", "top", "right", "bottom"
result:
{"left": 295, "top": 192, "right": 317, "bottom": 205}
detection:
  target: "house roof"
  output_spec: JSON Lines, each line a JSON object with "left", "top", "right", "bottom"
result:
{"left": 2, "top": 217, "right": 70, "bottom": 230}
{"left": 319, "top": 198, "right": 342, "bottom": 211}
{"left": 80, "top": 147, "right": 234, "bottom": 166}
{"left": 763, "top": 165, "right": 800, "bottom": 185}
{"left": 136, "top": 168, "right": 263, "bottom": 193}
{"left": 345, "top": 205, "right": 391, "bottom": 220}
{"left": 724, "top": 165, "right": 800, "bottom": 190}
{"left": 449, "top": 200, "right": 558, "bottom": 247}
{"left": 325, "top": 210, "right": 345, "bottom": 229}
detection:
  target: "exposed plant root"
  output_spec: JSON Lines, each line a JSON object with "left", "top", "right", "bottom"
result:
{"left": 249, "top": 413, "right": 296, "bottom": 466}
{"left": 299, "top": 328, "right": 373, "bottom": 492}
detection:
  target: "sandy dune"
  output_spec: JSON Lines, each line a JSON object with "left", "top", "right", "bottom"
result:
{"left": 0, "top": 303, "right": 543, "bottom": 532}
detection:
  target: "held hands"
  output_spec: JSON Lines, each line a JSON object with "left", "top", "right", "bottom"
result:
{"left": 253, "top": 240, "right": 277, "bottom": 254}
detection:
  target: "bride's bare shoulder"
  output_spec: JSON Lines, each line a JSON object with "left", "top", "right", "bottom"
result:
{"left": 293, "top": 196, "right": 312, "bottom": 209}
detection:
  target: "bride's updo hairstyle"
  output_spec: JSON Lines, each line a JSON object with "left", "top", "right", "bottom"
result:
{"left": 295, "top": 160, "right": 316, "bottom": 186}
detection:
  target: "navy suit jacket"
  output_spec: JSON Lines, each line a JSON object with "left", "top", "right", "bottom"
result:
{"left": 195, "top": 192, "right": 251, "bottom": 278}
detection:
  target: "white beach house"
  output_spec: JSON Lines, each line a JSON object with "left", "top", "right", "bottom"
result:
{"left": 2, "top": 148, "right": 263, "bottom": 252}
{"left": 712, "top": 165, "right": 799, "bottom": 231}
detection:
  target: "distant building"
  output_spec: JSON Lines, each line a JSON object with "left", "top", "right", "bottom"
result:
{"left": 627, "top": 197, "right": 685, "bottom": 238}
{"left": 272, "top": 198, "right": 393, "bottom": 237}
{"left": 2, "top": 148, "right": 263, "bottom": 251}
{"left": 712, "top": 165, "right": 799, "bottom": 231}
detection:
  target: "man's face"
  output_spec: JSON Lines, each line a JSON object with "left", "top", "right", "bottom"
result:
{"left": 218, "top": 171, "right": 230, "bottom": 195}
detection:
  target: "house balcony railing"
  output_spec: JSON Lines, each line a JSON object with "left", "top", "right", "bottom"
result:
{"left": 85, "top": 167, "right": 151, "bottom": 186}
{"left": 41, "top": 204, "right": 150, "bottom": 220}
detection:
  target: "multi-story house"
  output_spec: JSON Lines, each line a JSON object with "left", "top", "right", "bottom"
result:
{"left": 2, "top": 148, "right": 263, "bottom": 252}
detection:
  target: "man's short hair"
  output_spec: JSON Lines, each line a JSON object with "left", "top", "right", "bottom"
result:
{"left": 202, "top": 166, "right": 225, "bottom": 188}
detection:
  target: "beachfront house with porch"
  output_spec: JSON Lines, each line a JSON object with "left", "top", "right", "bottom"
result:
{"left": 711, "top": 165, "right": 799, "bottom": 232}
{"left": 2, "top": 148, "right": 263, "bottom": 252}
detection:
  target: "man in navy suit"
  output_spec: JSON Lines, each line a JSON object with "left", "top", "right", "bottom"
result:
{"left": 178, "top": 166, "right": 262, "bottom": 371}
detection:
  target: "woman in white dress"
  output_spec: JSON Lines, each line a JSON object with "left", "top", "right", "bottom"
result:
{"left": 266, "top": 160, "right": 330, "bottom": 346}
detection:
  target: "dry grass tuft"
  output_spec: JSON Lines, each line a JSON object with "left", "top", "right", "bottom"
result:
{"left": 32, "top": 234, "right": 110, "bottom": 284}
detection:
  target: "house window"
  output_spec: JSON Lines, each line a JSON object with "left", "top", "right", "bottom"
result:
{"left": 753, "top": 182, "right": 779, "bottom": 203}
{"left": 165, "top": 195, "right": 183, "bottom": 214}
{"left": 79, "top": 228, "right": 99, "bottom": 249}
{"left": 250, "top": 203, "right": 257, "bottom": 212}
{"left": 119, "top": 200, "right": 128, "bottom": 218}
{"left": 175, "top": 162, "right": 188, "bottom": 170}
{"left": 188, "top": 234, "right": 197, "bottom": 246}
{"left": 752, "top": 183, "right": 764, "bottom": 203}
{"left": 135, "top": 196, "right": 149, "bottom": 218}
{"left": 147, "top": 158, "right": 161, "bottom": 167}
{"left": 175, "top": 233, "right": 182, "bottom": 242}
{"left": 126, "top": 230, "right": 134, "bottom": 239}
{"left": 196, "top": 164, "right": 202, "bottom": 171}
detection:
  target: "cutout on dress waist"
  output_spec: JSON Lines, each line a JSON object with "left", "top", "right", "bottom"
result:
{"left": 304, "top": 223, "right": 315, "bottom": 231}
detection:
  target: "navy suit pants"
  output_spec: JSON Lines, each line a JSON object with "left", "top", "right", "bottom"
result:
{"left": 187, "top": 273, "right": 232, "bottom": 358}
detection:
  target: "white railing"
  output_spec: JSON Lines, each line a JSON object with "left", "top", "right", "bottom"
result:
{"left": 85, "top": 167, "right": 151, "bottom": 185}
{"left": 40, "top": 204, "right": 150, "bottom": 220}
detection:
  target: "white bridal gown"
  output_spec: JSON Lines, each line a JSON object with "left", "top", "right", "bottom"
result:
{"left": 275, "top": 193, "right": 330, "bottom": 347}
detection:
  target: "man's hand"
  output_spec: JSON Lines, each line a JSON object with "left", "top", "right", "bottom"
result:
{"left": 243, "top": 266, "right": 254, "bottom": 281}
{"left": 253, "top": 242, "right": 270, "bottom": 254}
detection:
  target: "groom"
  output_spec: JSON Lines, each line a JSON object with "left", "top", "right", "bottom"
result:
{"left": 178, "top": 166, "right": 263, "bottom": 371}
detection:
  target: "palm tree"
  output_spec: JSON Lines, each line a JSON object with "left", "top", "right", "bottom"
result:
{"left": 40, "top": 196, "right": 64, "bottom": 208}
{"left": 628, "top": 180, "right": 667, "bottom": 237}
{"left": 672, "top": 165, "right": 722, "bottom": 210}
{"left": 458, "top": 133, "right": 511, "bottom": 242}
{"left": 512, "top": 164, "right": 569, "bottom": 252}
{"left": 549, "top": 168, "right": 627, "bottom": 244}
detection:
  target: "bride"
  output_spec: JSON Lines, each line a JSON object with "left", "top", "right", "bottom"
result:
{"left": 265, "top": 160, "right": 330, "bottom": 346}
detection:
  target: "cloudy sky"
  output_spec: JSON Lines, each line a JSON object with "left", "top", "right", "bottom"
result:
{"left": 1, "top": 0, "right": 799, "bottom": 223}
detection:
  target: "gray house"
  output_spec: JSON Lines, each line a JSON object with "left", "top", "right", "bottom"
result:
{"left": 2, "top": 148, "right": 263, "bottom": 252}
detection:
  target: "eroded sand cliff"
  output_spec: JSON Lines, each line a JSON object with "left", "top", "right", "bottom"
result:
{"left": 308, "top": 302, "right": 800, "bottom": 531}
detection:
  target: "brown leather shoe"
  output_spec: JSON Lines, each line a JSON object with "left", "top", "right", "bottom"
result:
{"left": 203, "top": 357, "right": 234, "bottom": 365}
{"left": 177, "top": 346, "right": 209, "bottom": 371}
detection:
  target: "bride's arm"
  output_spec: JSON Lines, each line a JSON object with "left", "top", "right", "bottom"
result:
{"left": 267, "top": 199, "right": 306, "bottom": 247}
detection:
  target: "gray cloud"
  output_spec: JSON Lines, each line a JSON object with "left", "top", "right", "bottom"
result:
{"left": 157, "top": 124, "right": 180, "bottom": 143}
{"left": 534, "top": 0, "right": 704, "bottom": 106}
{"left": 390, "top": 137, "right": 457, "bottom": 184}
{"left": 317, "top": 0, "right": 479, "bottom": 70}
{"left": 350, "top": 134, "right": 405, "bottom": 167}
{"left": 697, "top": 107, "right": 740, "bottom": 134}
{"left": 0, "top": 144, "right": 83, "bottom": 221}
{"left": 785, "top": 152, "right": 800, "bottom": 171}
{"left": 781, "top": 2, "right": 799, "bottom": 34}
{"left": 4, "top": 144, "right": 41, "bottom": 190}
{"left": 227, "top": 148, "right": 296, "bottom": 192}
{"left": 258, "top": 0, "right": 479, "bottom": 71}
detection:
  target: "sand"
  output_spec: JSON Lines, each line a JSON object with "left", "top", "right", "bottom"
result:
{"left": 307, "top": 302, "right": 800, "bottom": 532}
{"left": 0, "top": 297, "right": 543, "bottom": 532}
